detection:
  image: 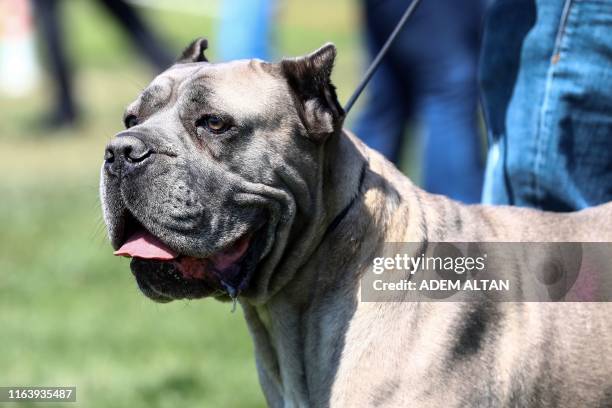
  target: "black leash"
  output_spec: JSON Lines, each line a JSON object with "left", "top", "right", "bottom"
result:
{"left": 343, "top": 0, "right": 422, "bottom": 114}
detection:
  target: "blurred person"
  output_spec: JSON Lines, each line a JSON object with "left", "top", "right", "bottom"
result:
{"left": 480, "top": 0, "right": 612, "bottom": 211}
{"left": 0, "top": 0, "right": 40, "bottom": 96}
{"left": 352, "top": 0, "right": 487, "bottom": 204}
{"left": 217, "top": 0, "right": 275, "bottom": 61}
{"left": 32, "top": 0, "right": 174, "bottom": 129}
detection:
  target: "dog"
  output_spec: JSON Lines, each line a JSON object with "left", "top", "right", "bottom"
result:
{"left": 100, "top": 38, "right": 612, "bottom": 407}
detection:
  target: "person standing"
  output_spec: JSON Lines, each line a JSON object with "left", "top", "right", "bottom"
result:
{"left": 217, "top": 0, "right": 275, "bottom": 62}
{"left": 480, "top": 0, "right": 612, "bottom": 211}
{"left": 352, "top": 0, "right": 487, "bottom": 203}
{"left": 32, "top": 0, "right": 174, "bottom": 129}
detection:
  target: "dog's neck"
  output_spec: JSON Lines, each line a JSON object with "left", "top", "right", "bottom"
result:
{"left": 241, "top": 130, "right": 422, "bottom": 406}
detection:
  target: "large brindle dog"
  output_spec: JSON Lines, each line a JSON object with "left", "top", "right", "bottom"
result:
{"left": 100, "top": 39, "right": 612, "bottom": 407}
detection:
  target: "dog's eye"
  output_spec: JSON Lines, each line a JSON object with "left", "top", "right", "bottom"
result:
{"left": 196, "top": 115, "right": 230, "bottom": 134}
{"left": 124, "top": 114, "right": 139, "bottom": 129}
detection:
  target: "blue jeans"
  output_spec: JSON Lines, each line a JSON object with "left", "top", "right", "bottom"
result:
{"left": 217, "top": 0, "right": 274, "bottom": 61}
{"left": 352, "top": 0, "right": 486, "bottom": 203}
{"left": 480, "top": 0, "right": 612, "bottom": 211}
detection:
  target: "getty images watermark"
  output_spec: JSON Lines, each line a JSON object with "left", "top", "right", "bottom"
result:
{"left": 360, "top": 242, "right": 612, "bottom": 302}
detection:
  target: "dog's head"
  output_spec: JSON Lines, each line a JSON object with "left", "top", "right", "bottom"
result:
{"left": 100, "top": 39, "right": 344, "bottom": 303}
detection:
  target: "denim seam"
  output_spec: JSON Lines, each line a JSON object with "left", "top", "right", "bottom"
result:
{"left": 532, "top": 0, "right": 574, "bottom": 207}
{"left": 552, "top": 0, "right": 574, "bottom": 62}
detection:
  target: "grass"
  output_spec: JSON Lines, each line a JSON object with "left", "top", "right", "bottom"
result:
{"left": 0, "top": 188, "right": 261, "bottom": 408}
{"left": 0, "top": 0, "right": 364, "bottom": 407}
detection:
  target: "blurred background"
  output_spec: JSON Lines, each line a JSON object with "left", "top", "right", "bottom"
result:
{"left": 0, "top": 0, "right": 484, "bottom": 406}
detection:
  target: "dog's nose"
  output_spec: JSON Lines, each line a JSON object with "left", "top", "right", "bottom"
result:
{"left": 104, "top": 135, "right": 152, "bottom": 176}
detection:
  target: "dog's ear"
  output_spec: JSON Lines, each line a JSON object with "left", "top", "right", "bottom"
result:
{"left": 280, "top": 43, "right": 344, "bottom": 142}
{"left": 177, "top": 38, "right": 208, "bottom": 63}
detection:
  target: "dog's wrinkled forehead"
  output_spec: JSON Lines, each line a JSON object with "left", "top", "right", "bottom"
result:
{"left": 126, "top": 60, "right": 288, "bottom": 119}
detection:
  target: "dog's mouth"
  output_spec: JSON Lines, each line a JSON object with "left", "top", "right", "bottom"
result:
{"left": 114, "top": 213, "right": 267, "bottom": 302}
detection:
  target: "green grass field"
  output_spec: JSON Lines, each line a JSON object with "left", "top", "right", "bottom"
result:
{"left": 0, "top": 1, "right": 364, "bottom": 407}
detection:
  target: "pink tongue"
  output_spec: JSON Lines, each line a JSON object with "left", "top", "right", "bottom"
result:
{"left": 114, "top": 231, "right": 178, "bottom": 260}
{"left": 210, "top": 235, "right": 251, "bottom": 269}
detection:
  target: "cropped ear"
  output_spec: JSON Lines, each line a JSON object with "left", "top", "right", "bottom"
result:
{"left": 280, "top": 43, "right": 344, "bottom": 142}
{"left": 177, "top": 38, "right": 208, "bottom": 63}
